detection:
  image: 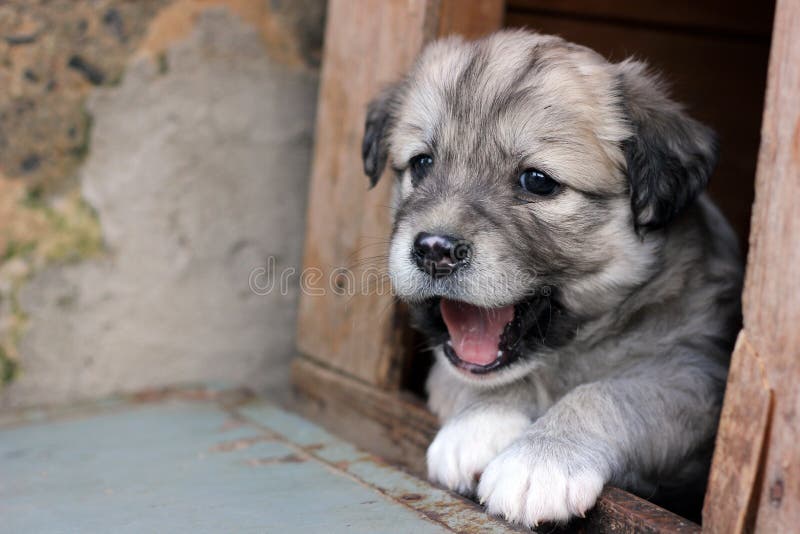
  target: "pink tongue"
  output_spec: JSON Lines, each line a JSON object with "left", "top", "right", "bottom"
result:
{"left": 440, "top": 299, "right": 515, "bottom": 366}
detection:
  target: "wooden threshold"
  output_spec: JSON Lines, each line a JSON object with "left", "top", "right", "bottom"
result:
{"left": 291, "top": 356, "right": 700, "bottom": 534}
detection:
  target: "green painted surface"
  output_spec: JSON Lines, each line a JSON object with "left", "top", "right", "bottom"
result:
{"left": 0, "top": 396, "right": 458, "bottom": 533}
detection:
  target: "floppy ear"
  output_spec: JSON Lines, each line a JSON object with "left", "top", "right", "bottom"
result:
{"left": 617, "top": 60, "right": 718, "bottom": 232}
{"left": 362, "top": 84, "right": 400, "bottom": 187}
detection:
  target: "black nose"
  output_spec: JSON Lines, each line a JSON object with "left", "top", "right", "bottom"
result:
{"left": 412, "top": 232, "right": 471, "bottom": 278}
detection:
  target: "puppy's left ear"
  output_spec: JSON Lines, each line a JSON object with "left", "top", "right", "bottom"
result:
{"left": 362, "top": 83, "right": 401, "bottom": 188}
{"left": 617, "top": 60, "right": 718, "bottom": 232}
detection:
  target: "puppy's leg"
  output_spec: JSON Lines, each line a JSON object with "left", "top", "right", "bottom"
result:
{"left": 477, "top": 354, "right": 725, "bottom": 526}
{"left": 427, "top": 402, "right": 531, "bottom": 495}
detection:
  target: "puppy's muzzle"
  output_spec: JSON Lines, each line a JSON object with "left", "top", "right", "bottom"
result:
{"left": 412, "top": 232, "right": 471, "bottom": 278}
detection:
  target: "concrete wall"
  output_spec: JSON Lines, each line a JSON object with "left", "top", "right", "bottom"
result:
{"left": 0, "top": 0, "right": 325, "bottom": 407}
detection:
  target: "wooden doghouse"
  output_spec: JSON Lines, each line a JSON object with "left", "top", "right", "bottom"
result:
{"left": 292, "top": 1, "right": 798, "bottom": 531}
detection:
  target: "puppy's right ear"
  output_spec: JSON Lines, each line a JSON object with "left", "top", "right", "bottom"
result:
{"left": 362, "top": 84, "right": 400, "bottom": 188}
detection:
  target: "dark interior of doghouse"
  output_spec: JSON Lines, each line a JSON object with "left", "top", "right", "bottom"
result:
{"left": 400, "top": 0, "right": 776, "bottom": 523}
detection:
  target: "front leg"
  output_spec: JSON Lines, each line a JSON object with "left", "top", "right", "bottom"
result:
{"left": 478, "top": 356, "right": 724, "bottom": 526}
{"left": 427, "top": 403, "right": 531, "bottom": 495}
{"left": 477, "top": 427, "right": 609, "bottom": 525}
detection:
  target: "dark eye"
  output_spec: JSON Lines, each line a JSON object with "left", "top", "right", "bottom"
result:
{"left": 519, "top": 168, "right": 559, "bottom": 196}
{"left": 409, "top": 154, "right": 433, "bottom": 184}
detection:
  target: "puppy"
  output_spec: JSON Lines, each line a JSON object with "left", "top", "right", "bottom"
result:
{"left": 362, "top": 30, "right": 742, "bottom": 526}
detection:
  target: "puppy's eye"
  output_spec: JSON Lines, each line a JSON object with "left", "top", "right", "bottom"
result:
{"left": 409, "top": 154, "right": 433, "bottom": 184}
{"left": 519, "top": 168, "right": 559, "bottom": 196}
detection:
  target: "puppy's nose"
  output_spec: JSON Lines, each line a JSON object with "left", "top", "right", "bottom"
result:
{"left": 412, "top": 232, "right": 471, "bottom": 278}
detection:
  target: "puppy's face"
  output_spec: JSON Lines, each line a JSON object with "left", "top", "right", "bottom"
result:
{"left": 362, "top": 31, "right": 716, "bottom": 385}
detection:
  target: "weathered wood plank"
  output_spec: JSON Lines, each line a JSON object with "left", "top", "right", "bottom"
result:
{"left": 702, "top": 333, "right": 772, "bottom": 533}
{"left": 291, "top": 356, "right": 437, "bottom": 476}
{"left": 296, "top": 0, "right": 437, "bottom": 389}
{"left": 741, "top": 0, "right": 800, "bottom": 529}
{"left": 703, "top": 0, "right": 800, "bottom": 531}
{"left": 291, "top": 357, "right": 699, "bottom": 533}
{"left": 588, "top": 487, "right": 700, "bottom": 534}
{"left": 296, "top": 0, "right": 505, "bottom": 388}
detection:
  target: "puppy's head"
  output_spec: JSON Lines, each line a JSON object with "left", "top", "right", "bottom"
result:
{"left": 362, "top": 30, "right": 717, "bottom": 385}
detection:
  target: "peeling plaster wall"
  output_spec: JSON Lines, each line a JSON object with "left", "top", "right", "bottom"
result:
{"left": 0, "top": 4, "right": 323, "bottom": 407}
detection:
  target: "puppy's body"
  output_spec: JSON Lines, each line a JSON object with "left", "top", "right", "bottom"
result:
{"left": 426, "top": 195, "right": 740, "bottom": 499}
{"left": 362, "top": 30, "right": 742, "bottom": 526}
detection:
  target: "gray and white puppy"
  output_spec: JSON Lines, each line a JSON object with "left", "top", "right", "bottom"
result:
{"left": 362, "top": 30, "right": 742, "bottom": 526}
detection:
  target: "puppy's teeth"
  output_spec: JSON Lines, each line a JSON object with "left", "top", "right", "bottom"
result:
{"left": 446, "top": 340, "right": 453, "bottom": 346}
{"left": 497, "top": 350, "right": 503, "bottom": 357}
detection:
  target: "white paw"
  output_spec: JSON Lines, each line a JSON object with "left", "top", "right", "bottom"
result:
{"left": 427, "top": 408, "right": 529, "bottom": 495}
{"left": 477, "top": 436, "right": 606, "bottom": 526}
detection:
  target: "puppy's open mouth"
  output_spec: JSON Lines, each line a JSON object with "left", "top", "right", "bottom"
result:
{"left": 439, "top": 298, "right": 530, "bottom": 374}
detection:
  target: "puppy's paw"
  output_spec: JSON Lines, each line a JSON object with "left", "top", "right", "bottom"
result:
{"left": 477, "top": 435, "right": 607, "bottom": 526}
{"left": 427, "top": 408, "right": 529, "bottom": 495}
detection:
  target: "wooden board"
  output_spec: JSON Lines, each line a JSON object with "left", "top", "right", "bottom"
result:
{"left": 702, "top": 334, "right": 772, "bottom": 533}
{"left": 507, "top": 0, "right": 774, "bottom": 37}
{"left": 703, "top": 0, "right": 800, "bottom": 530}
{"left": 505, "top": 8, "right": 772, "bottom": 250}
{"left": 292, "top": 357, "right": 438, "bottom": 476}
{"left": 296, "top": 0, "right": 505, "bottom": 387}
{"left": 291, "top": 357, "right": 700, "bottom": 534}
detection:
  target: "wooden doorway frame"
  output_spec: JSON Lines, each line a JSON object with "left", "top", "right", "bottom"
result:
{"left": 702, "top": 0, "right": 800, "bottom": 532}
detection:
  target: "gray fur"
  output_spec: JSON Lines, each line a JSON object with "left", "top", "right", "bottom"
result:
{"left": 362, "top": 30, "right": 742, "bottom": 526}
